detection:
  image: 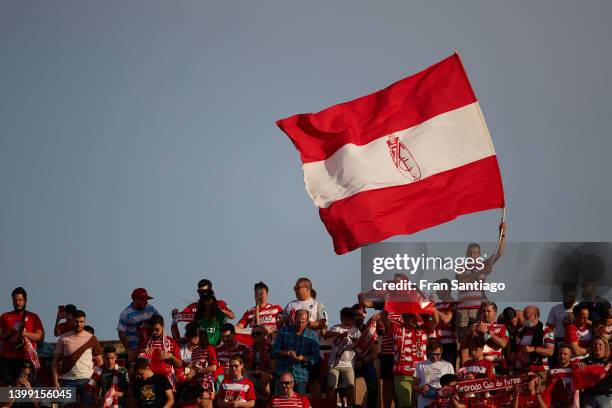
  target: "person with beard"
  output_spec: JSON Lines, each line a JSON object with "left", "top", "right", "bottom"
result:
{"left": 52, "top": 310, "right": 103, "bottom": 408}
{"left": 144, "top": 314, "right": 182, "bottom": 390}
{"left": 0, "top": 287, "right": 44, "bottom": 386}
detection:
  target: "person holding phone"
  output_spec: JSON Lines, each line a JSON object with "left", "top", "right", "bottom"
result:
{"left": 54, "top": 304, "right": 77, "bottom": 337}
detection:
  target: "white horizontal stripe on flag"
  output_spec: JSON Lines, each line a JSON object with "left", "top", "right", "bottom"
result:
{"left": 303, "top": 102, "right": 496, "bottom": 208}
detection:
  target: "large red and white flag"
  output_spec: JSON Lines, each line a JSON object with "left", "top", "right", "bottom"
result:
{"left": 277, "top": 54, "right": 504, "bottom": 254}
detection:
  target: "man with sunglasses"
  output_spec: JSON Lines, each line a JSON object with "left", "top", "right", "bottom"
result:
{"left": 414, "top": 339, "right": 455, "bottom": 408}
{"left": 269, "top": 372, "right": 311, "bottom": 408}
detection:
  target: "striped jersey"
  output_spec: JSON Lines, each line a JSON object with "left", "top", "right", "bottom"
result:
{"left": 216, "top": 342, "right": 250, "bottom": 375}
{"left": 564, "top": 323, "right": 592, "bottom": 360}
{"left": 474, "top": 322, "right": 508, "bottom": 364}
{"left": 238, "top": 303, "right": 283, "bottom": 330}
{"left": 379, "top": 313, "right": 402, "bottom": 355}
{"left": 191, "top": 345, "right": 218, "bottom": 391}
{"left": 516, "top": 325, "right": 555, "bottom": 371}
{"left": 268, "top": 394, "right": 311, "bottom": 408}
{"left": 392, "top": 325, "right": 430, "bottom": 376}
{"left": 116, "top": 303, "right": 158, "bottom": 350}
{"left": 219, "top": 377, "right": 256, "bottom": 403}
{"left": 459, "top": 358, "right": 494, "bottom": 378}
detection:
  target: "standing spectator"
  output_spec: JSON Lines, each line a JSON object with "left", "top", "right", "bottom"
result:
{"left": 194, "top": 290, "right": 227, "bottom": 347}
{"left": 578, "top": 280, "right": 612, "bottom": 323}
{"left": 468, "top": 302, "right": 508, "bottom": 373}
{"left": 52, "top": 310, "right": 103, "bottom": 408}
{"left": 546, "top": 282, "right": 579, "bottom": 366}
{"left": 497, "top": 307, "right": 522, "bottom": 361}
{"left": 455, "top": 223, "right": 506, "bottom": 364}
{"left": 4, "top": 360, "right": 39, "bottom": 408}
{"left": 117, "top": 288, "right": 158, "bottom": 363}
{"left": 54, "top": 304, "right": 77, "bottom": 337}
{"left": 189, "top": 329, "right": 219, "bottom": 408}
{"left": 92, "top": 345, "right": 130, "bottom": 408}
{"left": 144, "top": 314, "right": 182, "bottom": 389}
{"left": 510, "top": 375, "right": 547, "bottom": 408}
{"left": 414, "top": 339, "right": 455, "bottom": 408}
{"left": 180, "top": 323, "right": 201, "bottom": 368}
{"left": 272, "top": 310, "right": 320, "bottom": 394}
{"left": 379, "top": 311, "right": 402, "bottom": 408}
{"left": 216, "top": 324, "right": 250, "bottom": 376}
{"left": 546, "top": 345, "right": 575, "bottom": 407}
{"left": 389, "top": 313, "right": 431, "bottom": 408}
{"left": 351, "top": 305, "right": 379, "bottom": 408}
{"left": 434, "top": 279, "right": 458, "bottom": 369}
{"left": 564, "top": 304, "right": 592, "bottom": 360}
{"left": 578, "top": 336, "right": 611, "bottom": 407}
{"left": 283, "top": 278, "right": 327, "bottom": 398}
{"left": 235, "top": 282, "right": 283, "bottom": 336}
{"left": 215, "top": 356, "right": 256, "bottom": 408}
{"left": 323, "top": 307, "right": 360, "bottom": 408}
{"left": 247, "top": 325, "right": 273, "bottom": 403}
{"left": 171, "top": 279, "right": 235, "bottom": 342}
{"left": 0, "top": 287, "right": 44, "bottom": 386}
{"left": 268, "top": 372, "right": 311, "bottom": 408}
{"left": 132, "top": 357, "right": 174, "bottom": 408}
{"left": 514, "top": 305, "right": 554, "bottom": 384}
{"left": 458, "top": 337, "right": 494, "bottom": 379}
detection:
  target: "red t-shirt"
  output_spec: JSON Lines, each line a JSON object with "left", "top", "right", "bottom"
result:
{"left": 459, "top": 358, "right": 495, "bottom": 378}
{"left": 216, "top": 342, "right": 251, "bottom": 375}
{"left": 0, "top": 311, "right": 44, "bottom": 359}
{"left": 218, "top": 377, "right": 256, "bottom": 403}
{"left": 564, "top": 323, "right": 592, "bottom": 352}
{"left": 191, "top": 345, "right": 218, "bottom": 390}
{"left": 238, "top": 303, "right": 283, "bottom": 330}
{"left": 268, "top": 394, "right": 310, "bottom": 408}
{"left": 147, "top": 336, "right": 181, "bottom": 377}
{"left": 182, "top": 300, "right": 230, "bottom": 315}
{"left": 547, "top": 367, "right": 574, "bottom": 402}
{"left": 471, "top": 322, "right": 508, "bottom": 364}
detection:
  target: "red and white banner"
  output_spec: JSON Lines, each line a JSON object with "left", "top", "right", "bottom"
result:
{"left": 277, "top": 54, "right": 504, "bottom": 254}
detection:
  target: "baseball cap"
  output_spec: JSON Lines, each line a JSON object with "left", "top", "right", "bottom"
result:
{"left": 131, "top": 288, "right": 153, "bottom": 301}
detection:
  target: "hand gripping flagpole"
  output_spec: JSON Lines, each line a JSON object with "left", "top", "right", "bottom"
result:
{"left": 492, "top": 207, "right": 506, "bottom": 260}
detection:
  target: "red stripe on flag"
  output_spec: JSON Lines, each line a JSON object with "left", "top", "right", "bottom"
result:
{"left": 319, "top": 156, "right": 504, "bottom": 254}
{"left": 277, "top": 54, "right": 477, "bottom": 164}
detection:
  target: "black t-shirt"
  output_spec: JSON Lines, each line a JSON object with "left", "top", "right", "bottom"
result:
{"left": 132, "top": 373, "right": 172, "bottom": 408}
{"left": 582, "top": 356, "right": 611, "bottom": 396}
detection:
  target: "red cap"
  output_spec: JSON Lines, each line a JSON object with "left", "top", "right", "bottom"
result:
{"left": 131, "top": 288, "right": 153, "bottom": 301}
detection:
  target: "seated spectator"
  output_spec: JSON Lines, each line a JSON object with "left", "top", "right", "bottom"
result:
{"left": 546, "top": 344, "right": 575, "bottom": 407}
{"left": 235, "top": 282, "right": 283, "bottom": 337}
{"left": 54, "top": 304, "right": 77, "bottom": 337}
{"left": 246, "top": 325, "right": 273, "bottom": 403}
{"left": 216, "top": 323, "right": 250, "bottom": 376}
{"left": 0, "top": 287, "right": 45, "bottom": 386}
{"left": 117, "top": 288, "right": 158, "bottom": 363}
{"left": 215, "top": 356, "right": 256, "bottom": 408}
{"left": 92, "top": 345, "right": 130, "bottom": 408}
{"left": 323, "top": 307, "right": 359, "bottom": 408}
{"left": 193, "top": 290, "right": 227, "bottom": 347}
{"left": 577, "top": 336, "right": 611, "bottom": 407}
{"left": 458, "top": 337, "right": 494, "bottom": 379}
{"left": 51, "top": 309, "right": 103, "bottom": 408}
{"left": 144, "top": 314, "right": 182, "bottom": 390}
{"left": 564, "top": 304, "right": 592, "bottom": 360}
{"left": 513, "top": 305, "right": 554, "bottom": 378}
{"left": 172, "top": 279, "right": 235, "bottom": 342}
{"left": 272, "top": 309, "right": 320, "bottom": 395}
{"left": 414, "top": 339, "right": 455, "bottom": 408}
{"left": 268, "top": 372, "right": 310, "bottom": 408}
{"left": 132, "top": 357, "right": 174, "bottom": 408}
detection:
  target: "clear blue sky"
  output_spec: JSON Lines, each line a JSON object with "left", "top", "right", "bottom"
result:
{"left": 1, "top": 1, "right": 610, "bottom": 339}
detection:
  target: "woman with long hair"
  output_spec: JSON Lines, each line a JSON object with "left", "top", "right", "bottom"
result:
{"left": 195, "top": 290, "right": 226, "bottom": 347}
{"left": 215, "top": 356, "right": 256, "bottom": 408}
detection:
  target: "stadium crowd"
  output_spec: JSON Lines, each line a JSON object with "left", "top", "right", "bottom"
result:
{"left": 1, "top": 226, "right": 611, "bottom": 408}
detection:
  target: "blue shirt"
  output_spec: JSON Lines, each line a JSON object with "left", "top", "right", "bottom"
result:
{"left": 117, "top": 303, "right": 158, "bottom": 350}
{"left": 272, "top": 325, "right": 320, "bottom": 383}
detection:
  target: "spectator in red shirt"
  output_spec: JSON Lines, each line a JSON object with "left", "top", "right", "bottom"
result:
{"left": 546, "top": 344, "right": 575, "bottom": 407}
{"left": 565, "top": 304, "right": 592, "bottom": 360}
{"left": 247, "top": 325, "right": 272, "bottom": 402}
{"left": 0, "top": 287, "right": 45, "bottom": 386}
{"left": 235, "top": 282, "right": 283, "bottom": 337}
{"left": 217, "top": 324, "right": 251, "bottom": 377}
{"left": 268, "top": 372, "right": 311, "bottom": 408}
{"left": 145, "top": 314, "right": 183, "bottom": 390}
{"left": 54, "top": 304, "right": 77, "bottom": 337}
{"left": 215, "top": 356, "right": 256, "bottom": 408}
{"left": 172, "top": 279, "right": 235, "bottom": 341}
{"left": 459, "top": 337, "right": 495, "bottom": 379}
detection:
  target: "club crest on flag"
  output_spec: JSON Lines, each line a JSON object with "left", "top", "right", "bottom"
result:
{"left": 386, "top": 134, "right": 421, "bottom": 181}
